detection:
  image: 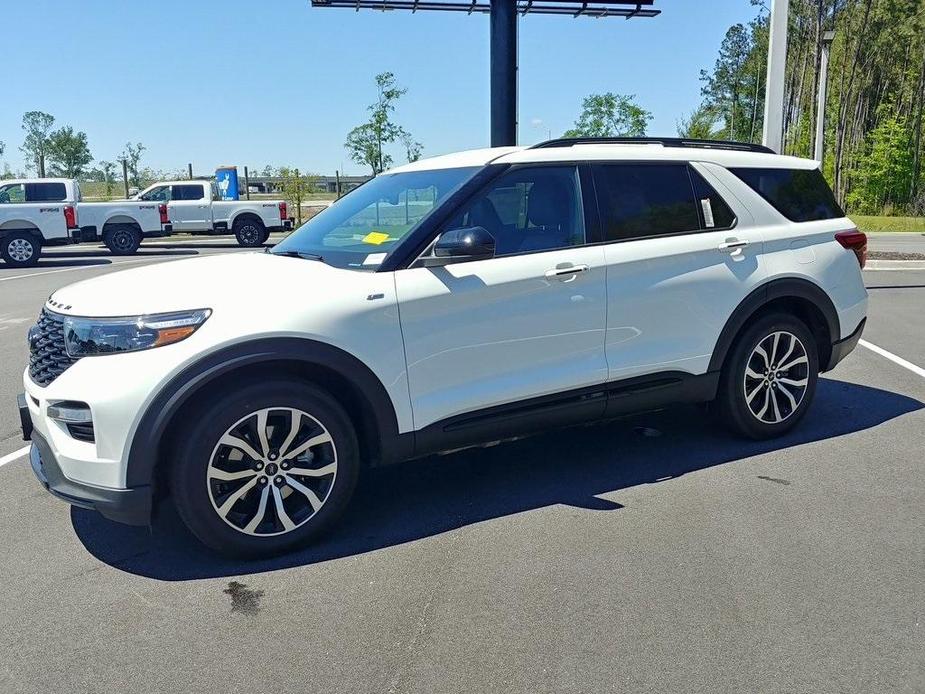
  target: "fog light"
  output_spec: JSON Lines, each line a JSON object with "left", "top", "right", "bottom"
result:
{"left": 47, "top": 402, "right": 92, "bottom": 424}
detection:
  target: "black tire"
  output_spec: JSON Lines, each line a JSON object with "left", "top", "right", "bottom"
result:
{"left": 0, "top": 231, "right": 42, "bottom": 268}
{"left": 169, "top": 380, "right": 360, "bottom": 558}
{"left": 233, "top": 217, "right": 266, "bottom": 247}
{"left": 715, "top": 312, "right": 819, "bottom": 439}
{"left": 258, "top": 227, "right": 271, "bottom": 245}
{"left": 104, "top": 224, "right": 142, "bottom": 255}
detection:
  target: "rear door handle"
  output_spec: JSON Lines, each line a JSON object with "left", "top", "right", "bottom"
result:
{"left": 545, "top": 264, "right": 589, "bottom": 280}
{"left": 718, "top": 239, "right": 749, "bottom": 252}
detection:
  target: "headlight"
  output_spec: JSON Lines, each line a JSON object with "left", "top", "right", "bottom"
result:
{"left": 63, "top": 309, "right": 211, "bottom": 357}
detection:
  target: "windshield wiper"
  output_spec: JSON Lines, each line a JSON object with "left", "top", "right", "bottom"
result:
{"left": 272, "top": 249, "right": 324, "bottom": 262}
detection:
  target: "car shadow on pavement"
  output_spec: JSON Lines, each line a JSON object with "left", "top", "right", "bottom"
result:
{"left": 72, "top": 377, "right": 923, "bottom": 580}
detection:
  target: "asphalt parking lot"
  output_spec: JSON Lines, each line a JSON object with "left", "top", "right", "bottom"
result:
{"left": 0, "top": 236, "right": 922, "bottom": 693}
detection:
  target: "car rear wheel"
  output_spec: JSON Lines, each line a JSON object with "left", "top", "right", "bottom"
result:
{"left": 1, "top": 231, "right": 41, "bottom": 267}
{"left": 715, "top": 312, "right": 819, "bottom": 439}
{"left": 104, "top": 224, "right": 142, "bottom": 255}
{"left": 233, "top": 217, "right": 266, "bottom": 247}
{"left": 170, "top": 380, "right": 360, "bottom": 558}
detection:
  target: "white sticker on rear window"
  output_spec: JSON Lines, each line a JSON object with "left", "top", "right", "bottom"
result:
{"left": 701, "top": 198, "right": 715, "bottom": 228}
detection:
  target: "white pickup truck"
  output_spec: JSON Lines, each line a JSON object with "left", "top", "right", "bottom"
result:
{"left": 0, "top": 178, "right": 171, "bottom": 267}
{"left": 136, "top": 180, "right": 292, "bottom": 246}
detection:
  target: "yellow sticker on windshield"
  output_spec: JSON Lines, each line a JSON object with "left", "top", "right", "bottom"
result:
{"left": 362, "top": 231, "right": 390, "bottom": 245}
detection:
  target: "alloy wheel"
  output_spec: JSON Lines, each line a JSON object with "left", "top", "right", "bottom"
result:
{"left": 742, "top": 330, "right": 809, "bottom": 424}
{"left": 207, "top": 407, "right": 338, "bottom": 537}
{"left": 239, "top": 224, "right": 260, "bottom": 245}
{"left": 112, "top": 230, "right": 135, "bottom": 252}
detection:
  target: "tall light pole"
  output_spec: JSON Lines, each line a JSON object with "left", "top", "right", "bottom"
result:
{"left": 762, "top": 0, "right": 789, "bottom": 154}
{"left": 814, "top": 30, "right": 836, "bottom": 164}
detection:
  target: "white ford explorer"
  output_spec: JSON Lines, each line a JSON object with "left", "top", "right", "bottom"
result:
{"left": 18, "top": 138, "right": 869, "bottom": 558}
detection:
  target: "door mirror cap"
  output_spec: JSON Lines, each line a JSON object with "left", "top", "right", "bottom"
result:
{"left": 430, "top": 226, "right": 495, "bottom": 265}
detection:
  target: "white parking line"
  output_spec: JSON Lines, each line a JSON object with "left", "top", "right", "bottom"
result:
{"left": 0, "top": 445, "right": 30, "bottom": 468}
{"left": 859, "top": 339, "right": 925, "bottom": 378}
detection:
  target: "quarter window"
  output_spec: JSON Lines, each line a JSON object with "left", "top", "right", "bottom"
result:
{"left": 444, "top": 166, "right": 586, "bottom": 256}
{"left": 729, "top": 167, "right": 843, "bottom": 222}
{"left": 593, "top": 164, "right": 700, "bottom": 241}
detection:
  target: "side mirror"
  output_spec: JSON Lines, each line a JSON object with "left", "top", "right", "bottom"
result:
{"left": 426, "top": 226, "right": 495, "bottom": 266}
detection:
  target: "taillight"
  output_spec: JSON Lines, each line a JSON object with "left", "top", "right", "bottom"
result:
{"left": 64, "top": 205, "right": 78, "bottom": 229}
{"left": 835, "top": 229, "right": 867, "bottom": 269}
{"left": 158, "top": 204, "right": 169, "bottom": 225}
{"left": 279, "top": 202, "right": 287, "bottom": 220}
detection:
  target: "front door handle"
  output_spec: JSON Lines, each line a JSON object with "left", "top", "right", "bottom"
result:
{"left": 719, "top": 239, "right": 749, "bottom": 252}
{"left": 545, "top": 264, "right": 589, "bottom": 280}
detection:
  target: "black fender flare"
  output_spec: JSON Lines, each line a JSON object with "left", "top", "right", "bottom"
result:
{"left": 707, "top": 277, "right": 841, "bottom": 373}
{"left": 125, "top": 337, "right": 406, "bottom": 488}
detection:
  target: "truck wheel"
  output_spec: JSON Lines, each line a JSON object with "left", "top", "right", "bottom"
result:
{"left": 104, "top": 224, "right": 142, "bottom": 255}
{"left": 233, "top": 217, "right": 266, "bottom": 247}
{"left": 1, "top": 231, "right": 42, "bottom": 268}
{"left": 169, "top": 379, "right": 360, "bottom": 558}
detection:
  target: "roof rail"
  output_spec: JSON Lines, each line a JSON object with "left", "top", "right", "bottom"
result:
{"left": 530, "top": 136, "right": 775, "bottom": 155}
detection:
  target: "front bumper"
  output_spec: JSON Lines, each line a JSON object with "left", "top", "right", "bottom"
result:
{"left": 19, "top": 395, "right": 151, "bottom": 526}
{"left": 825, "top": 317, "right": 866, "bottom": 371}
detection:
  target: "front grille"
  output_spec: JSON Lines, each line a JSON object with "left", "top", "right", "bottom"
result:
{"left": 29, "top": 310, "right": 77, "bottom": 386}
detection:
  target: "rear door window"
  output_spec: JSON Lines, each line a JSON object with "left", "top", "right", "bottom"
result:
{"left": 171, "top": 184, "right": 205, "bottom": 201}
{"left": 729, "top": 167, "right": 843, "bottom": 222}
{"left": 592, "top": 163, "right": 700, "bottom": 241}
{"left": 690, "top": 168, "right": 736, "bottom": 229}
{"left": 24, "top": 182, "right": 67, "bottom": 202}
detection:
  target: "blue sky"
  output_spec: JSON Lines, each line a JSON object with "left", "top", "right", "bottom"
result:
{"left": 1, "top": 0, "right": 760, "bottom": 176}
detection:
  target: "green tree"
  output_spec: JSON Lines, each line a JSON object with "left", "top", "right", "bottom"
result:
{"left": 401, "top": 131, "right": 423, "bottom": 163}
{"left": 346, "top": 72, "right": 417, "bottom": 174}
{"left": 47, "top": 126, "right": 93, "bottom": 178}
{"left": 563, "top": 93, "right": 651, "bottom": 138}
{"left": 846, "top": 111, "right": 915, "bottom": 214}
{"left": 677, "top": 104, "right": 723, "bottom": 139}
{"left": 700, "top": 24, "right": 753, "bottom": 141}
{"left": 0, "top": 140, "right": 5, "bottom": 157}
{"left": 100, "top": 161, "right": 116, "bottom": 197}
{"left": 278, "top": 167, "right": 317, "bottom": 226}
{"left": 119, "top": 142, "right": 146, "bottom": 188}
{"left": 20, "top": 111, "right": 55, "bottom": 177}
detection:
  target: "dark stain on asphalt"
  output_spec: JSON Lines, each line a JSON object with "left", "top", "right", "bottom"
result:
{"left": 757, "top": 475, "right": 792, "bottom": 486}
{"left": 224, "top": 581, "right": 264, "bottom": 615}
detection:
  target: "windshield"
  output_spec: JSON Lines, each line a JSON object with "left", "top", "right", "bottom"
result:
{"left": 271, "top": 166, "right": 479, "bottom": 270}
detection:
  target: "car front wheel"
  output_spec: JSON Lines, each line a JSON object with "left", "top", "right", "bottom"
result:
{"left": 170, "top": 380, "right": 360, "bottom": 557}
{"left": 716, "top": 312, "right": 819, "bottom": 439}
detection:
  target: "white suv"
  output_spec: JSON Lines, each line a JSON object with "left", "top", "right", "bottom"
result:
{"left": 18, "top": 138, "right": 869, "bottom": 557}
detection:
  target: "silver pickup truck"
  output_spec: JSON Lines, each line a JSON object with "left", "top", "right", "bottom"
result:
{"left": 0, "top": 178, "right": 171, "bottom": 266}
